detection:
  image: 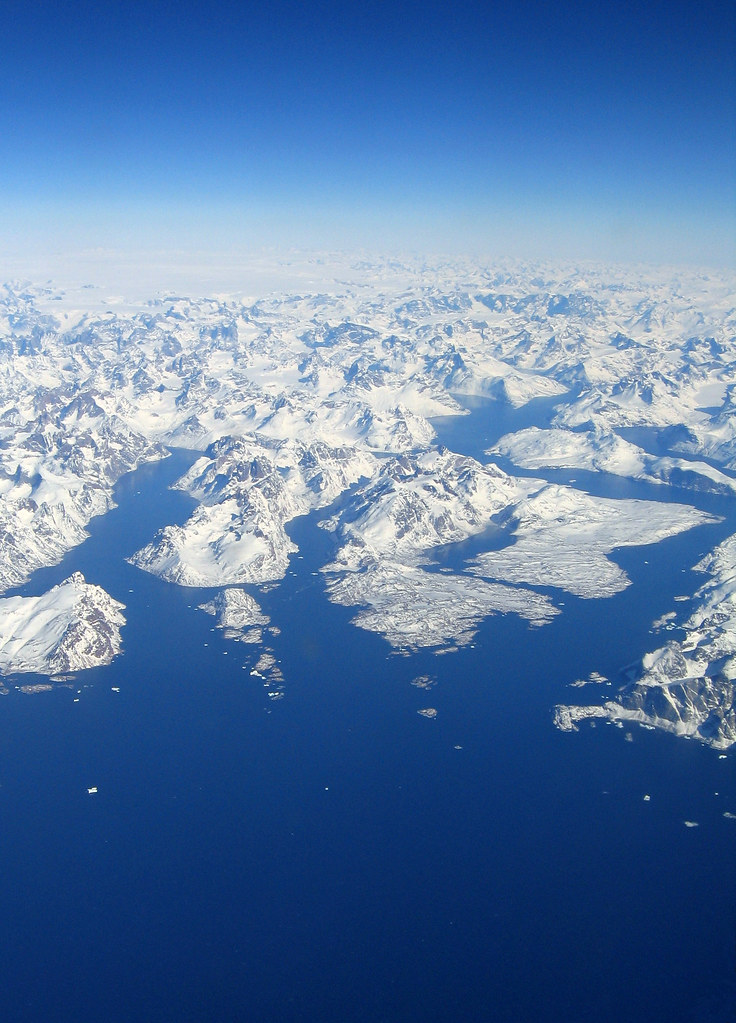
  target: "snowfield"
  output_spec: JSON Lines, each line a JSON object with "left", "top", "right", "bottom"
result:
{"left": 469, "top": 485, "right": 716, "bottom": 599}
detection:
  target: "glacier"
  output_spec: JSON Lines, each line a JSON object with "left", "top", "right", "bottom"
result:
{"left": 469, "top": 485, "right": 716, "bottom": 600}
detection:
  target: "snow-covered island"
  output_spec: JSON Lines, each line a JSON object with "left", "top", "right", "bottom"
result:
{"left": 0, "top": 573, "right": 125, "bottom": 676}
{"left": 555, "top": 532, "right": 736, "bottom": 749}
{"left": 198, "top": 587, "right": 270, "bottom": 644}
{"left": 0, "top": 258, "right": 733, "bottom": 744}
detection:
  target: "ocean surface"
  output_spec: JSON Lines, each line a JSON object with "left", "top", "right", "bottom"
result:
{"left": 1, "top": 399, "right": 734, "bottom": 1023}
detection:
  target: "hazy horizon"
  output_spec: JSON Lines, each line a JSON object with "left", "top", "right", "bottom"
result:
{"left": 2, "top": 0, "right": 734, "bottom": 270}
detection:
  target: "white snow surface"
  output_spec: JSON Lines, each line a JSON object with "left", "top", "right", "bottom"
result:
{"left": 555, "top": 531, "right": 736, "bottom": 748}
{"left": 318, "top": 449, "right": 555, "bottom": 650}
{"left": 198, "top": 588, "right": 269, "bottom": 643}
{"left": 131, "top": 435, "right": 377, "bottom": 586}
{"left": 0, "top": 572, "right": 125, "bottom": 675}
{"left": 490, "top": 426, "right": 736, "bottom": 494}
{"left": 470, "top": 485, "right": 715, "bottom": 599}
{"left": 323, "top": 557, "right": 557, "bottom": 651}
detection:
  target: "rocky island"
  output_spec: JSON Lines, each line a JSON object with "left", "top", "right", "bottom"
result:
{"left": 0, "top": 572, "right": 125, "bottom": 676}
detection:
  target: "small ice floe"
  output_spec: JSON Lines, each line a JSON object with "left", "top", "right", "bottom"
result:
{"left": 683, "top": 820, "right": 699, "bottom": 828}
{"left": 417, "top": 708, "right": 437, "bottom": 719}
{"left": 87, "top": 787, "right": 97, "bottom": 795}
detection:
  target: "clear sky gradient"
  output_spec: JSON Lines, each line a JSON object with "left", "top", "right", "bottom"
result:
{"left": 2, "top": 0, "right": 734, "bottom": 266}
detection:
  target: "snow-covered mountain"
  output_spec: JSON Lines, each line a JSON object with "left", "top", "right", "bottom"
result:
{"left": 0, "top": 391, "right": 164, "bottom": 589}
{"left": 131, "top": 434, "right": 376, "bottom": 586}
{"left": 490, "top": 426, "right": 736, "bottom": 495}
{"left": 198, "top": 588, "right": 270, "bottom": 644}
{"left": 319, "top": 450, "right": 556, "bottom": 649}
{"left": 0, "top": 572, "right": 125, "bottom": 675}
{"left": 555, "top": 531, "right": 736, "bottom": 749}
{"left": 318, "top": 450, "right": 714, "bottom": 648}
{"left": 0, "top": 259, "right": 733, "bottom": 744}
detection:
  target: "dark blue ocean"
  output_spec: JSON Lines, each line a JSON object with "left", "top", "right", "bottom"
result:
{"left": 1, "top": 399, "right": 734, "bottom": 1023}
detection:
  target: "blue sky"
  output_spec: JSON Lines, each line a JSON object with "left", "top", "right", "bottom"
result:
{"left": 2, "top": 0, "right": 734, "bottom": 265}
